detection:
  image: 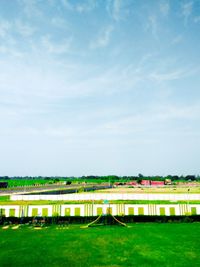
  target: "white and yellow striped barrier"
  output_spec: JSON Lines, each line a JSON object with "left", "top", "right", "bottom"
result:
{"left": 0, "top": 203, "right": 200, "bottom": 217}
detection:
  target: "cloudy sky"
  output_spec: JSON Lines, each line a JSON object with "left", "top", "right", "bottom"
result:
{"left": 0, "top": 0, "right": 200, "bottom": 176}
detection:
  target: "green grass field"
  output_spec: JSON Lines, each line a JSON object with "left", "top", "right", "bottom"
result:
{"left": 0, "top": 223, "right": 199, "bottom": 267}
{"left": 97, "top": 187, "right": 200, "bottom": 194}
{"left": 1, "top": 195, "right": 200, "bottom": 205}
{"left": 0, "top": 179, "right": 52, "bottom": 187}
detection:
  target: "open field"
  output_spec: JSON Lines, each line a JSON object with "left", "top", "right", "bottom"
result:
{"left": 1, "top": 197, "right": 200, "bottom": 205}
{"left": 97, "top": 187, "right": 200, "bottom": 194}
{"left": 0, "top": 223, "right": 200, "bottom": 267}
{"left": 0, "top": 179, "right": 52, "bottom": 187}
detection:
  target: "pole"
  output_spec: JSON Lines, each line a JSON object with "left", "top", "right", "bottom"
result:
{"left": 187, "top": 188, "right": 190, "bottom": 214}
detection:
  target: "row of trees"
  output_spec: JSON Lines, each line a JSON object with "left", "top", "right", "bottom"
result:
{"left": 0, "top": 175, "right": 199, "bottom": 181}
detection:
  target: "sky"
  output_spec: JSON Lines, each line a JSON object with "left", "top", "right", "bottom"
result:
{"left": 0, "top": 0, "right": 200, "bottom": 177}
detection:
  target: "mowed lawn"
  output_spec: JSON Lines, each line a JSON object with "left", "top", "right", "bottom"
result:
{"left": 0, "top": 223, "right": 200, "bottom": 267}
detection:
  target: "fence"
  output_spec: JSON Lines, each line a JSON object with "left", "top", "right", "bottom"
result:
{"left": 11, "top": 193, "right": 200, "bottom": 201}
{"left": 1, "top": 203, "right": 200, "bottom": 217}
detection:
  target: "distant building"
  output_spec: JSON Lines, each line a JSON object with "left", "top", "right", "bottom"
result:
{"left": 141, "top": 180, "right": 151, "bottom": 186}
{"left": 126, "top": 181, "right": 137, "bottom": 186}
{"left": 151, "top": 181, "right": 165, "bottom": 186}
{"left": 140, "top": 180, "right": 165, "bottom": 186}
{"left": 164, "top": 179, "right": 172, "bottom": 185}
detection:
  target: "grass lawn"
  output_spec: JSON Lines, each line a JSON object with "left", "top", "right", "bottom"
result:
{"left": 0, "top": 179, "right": 51, "bottom": 187}
{"left": 1, "top": 199, "right": 200, "bottom": 205}
{"left": 1, "top": 194, "right": 200, "bottom": 205}
{"left": 0, "top": 196, "right": 10, "bottom": 201}
{"left": 0, "top": 223, "right": 200, "bottom": 267}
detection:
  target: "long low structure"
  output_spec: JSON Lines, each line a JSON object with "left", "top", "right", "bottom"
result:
{"left": 11, "top": 193, "right": 200, "bottom": 201}
{"left": 0, "top": 203, "right": 200, "bottom": 217}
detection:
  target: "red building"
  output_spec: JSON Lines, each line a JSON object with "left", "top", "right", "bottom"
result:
{"left": 141, "top": 180, "right": 151, "bottom": 186}
{"left": 140, "top": 180, "right": 165, "bottom": 186}
{"left": 126, "top": 181, "right": 138, "bottom": 186}
{"left": 151, "top": 181, "right": 165, "bottom": 186}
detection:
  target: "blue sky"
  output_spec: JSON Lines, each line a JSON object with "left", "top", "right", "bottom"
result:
{"left": 0, "top": 0, "right": 200, "bottom": 176}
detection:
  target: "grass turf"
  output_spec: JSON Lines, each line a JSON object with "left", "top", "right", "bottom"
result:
{"left": 1, "top": 194, "right": 200, "bottom": 205}
{"left": 0, "top": 223, "right": 199, "bottom": 267}
{"left": 97, "top": 187, "right": 200, "bottom": 194}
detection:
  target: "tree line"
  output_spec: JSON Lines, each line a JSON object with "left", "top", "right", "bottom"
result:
{"left": 0, "top": 174, "right": 199, "bottom": 182}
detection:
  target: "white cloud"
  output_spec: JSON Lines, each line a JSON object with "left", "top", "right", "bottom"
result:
{"left": 95, "top": 103, "right": 200, "bottom": 139}
{"left": 159, "top": 1, "right": 170, "bottom": 16}
{"left": 15, "top": 20, "right": 36, "bottom": 37}
{"left": 19, "top": 0, "right": 42, "bottom": 18}
{"left": 62, "top": 63, "right": 143, "bottom": 99}
{"left": 0, "top": 18, "right": 35, "bottom": 58}
{"left": 75, "top": 0, "right": 97, "bottom": 13}
{"left": 149, "top": 69, "right": 187, "bottom": 82}
{"left": 149, "top": 64, "right": 200, "bottom": 83}
{"left": 51, "top": 17, "right": 67, "bottom": 28}
{"left": 61, "top": 0, "right": 73, "bottom": 10}
{"left": 156, "top": 104, "right": 200, "bottom": 121}
{"left": 61, "top": 0, "right": 96, "bottom": 13}
{"left": 171, "top": 35, "right": 183, "bottom": 45}
{"left": 41, "top": 35, "right": 72, "bottom": 54}
{"left": 146, "top": 15, "right": 158, "bottom": 39}
{"left": 112, "top": 0, "right": 122, "bottom": 20}
{"left": 0, "top": 45, "right": 7, "bottom": 54}
{"left": 0, "top": 18, "right": 35, "bottom": 40}
{"left": 181, "top": 1, "right": 193, "bottom": 24}
{"left": 90, "top": 25, "right": 114, "bottom": 49}
{"left": 0, "top": 45, "right": 24, "bottom": 57}
{"left": 0, "top": 20, "right": 25, "bottom": 58}
{"left": 0, "top": 20, "right": 11, "bottom": 38}
{"left": 106, "top": 0, "right": 122, "bottom": 21}
{"left": 194, "top": 16, "right": 200, "bottom": 23}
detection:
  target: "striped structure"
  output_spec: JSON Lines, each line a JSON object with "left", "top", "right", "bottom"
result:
{"left": 0, "top": 204, "right": 200, "bottom": 217}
